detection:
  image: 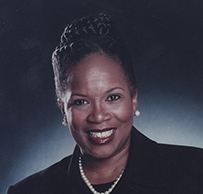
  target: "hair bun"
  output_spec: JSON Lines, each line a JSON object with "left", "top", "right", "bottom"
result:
{"left": 60, "top": 13, "right": 119, "bottom": 47}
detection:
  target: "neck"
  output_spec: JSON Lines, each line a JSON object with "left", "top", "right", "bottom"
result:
{"left": 81, "top": 138, "right": 130, "bottom": 184}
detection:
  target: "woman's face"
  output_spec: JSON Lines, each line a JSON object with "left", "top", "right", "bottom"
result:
{"left": 63, "top": 53, "right": 137, "bottom": 159}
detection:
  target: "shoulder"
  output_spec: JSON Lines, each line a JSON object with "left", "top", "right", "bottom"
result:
{"left": 7, "top": 156, "right": 72, "bottom": 194}
{"left": 158, "top": 143, "right": 203, "bottom": 191}
{"left": 158, "top": 143, "right": 203, "bottom": 173}
{"left": 140, "top": 129, "right": 203, "bottom": 172}
{"left": 132, "top": 127, "right": 203, "bottom": 171}
{"left": 130, "top": 128, "right": 203, "bottom": 191}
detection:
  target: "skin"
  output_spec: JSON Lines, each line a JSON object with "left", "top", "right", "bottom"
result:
{"left": 60, "top": 52, "right": 138, "bottom": 184}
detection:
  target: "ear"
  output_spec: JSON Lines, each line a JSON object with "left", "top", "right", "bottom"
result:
{"left": 131, "top": 89, "right": 138, "bottom": 114}
{"left": 57, "top": 98, "right": 68, "bottom": 126}
{"left": 57, "top": 98, "right": 64, "bottom": 113}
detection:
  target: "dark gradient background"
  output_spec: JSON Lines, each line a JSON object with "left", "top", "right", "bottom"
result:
{"left": 1, "top": 0, "right": 203, "bottom": 193}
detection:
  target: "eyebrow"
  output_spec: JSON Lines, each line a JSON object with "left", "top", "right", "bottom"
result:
{"left": 106, "top": 87, "right": 125, "bottom": 93}
{"left": 71, "top": 93, "right": 87, "bottom": 97}
{"left": 71, "top": 87, "right": 125, "bottom": 98}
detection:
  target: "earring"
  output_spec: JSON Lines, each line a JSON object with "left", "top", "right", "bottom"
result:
{"left": 62, "top": 117, "right": 68, "bottom": 126}
{"left": 134, "top": 110, "right": 140, "bottom": 116}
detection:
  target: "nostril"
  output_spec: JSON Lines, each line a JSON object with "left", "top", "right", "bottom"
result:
{"left": 87, "top": 108, "right": 111, "bottom": 123}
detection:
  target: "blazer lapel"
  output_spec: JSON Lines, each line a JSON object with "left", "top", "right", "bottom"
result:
{"left": 121, "top": 128, "right": 169, "bottom": 193}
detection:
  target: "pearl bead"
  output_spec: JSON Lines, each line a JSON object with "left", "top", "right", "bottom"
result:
{"left": 79, "top": 156, "right": 125, "bottom": 194}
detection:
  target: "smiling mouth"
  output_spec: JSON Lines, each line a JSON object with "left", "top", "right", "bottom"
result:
{"left": 86, "top": 128, "right": 116, "bottom": 138}
{"left": 89, "top": 129, "right": 114, "bottom": 138}
{"left": 86, "top": 128, "right": 116, "bottom": 144}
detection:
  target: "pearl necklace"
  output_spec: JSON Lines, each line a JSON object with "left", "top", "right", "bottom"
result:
{"left": 79, "top": 156, "right": 125, "bottom": 194}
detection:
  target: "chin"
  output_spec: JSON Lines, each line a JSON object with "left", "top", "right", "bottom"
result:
{"left": 82, "top": 146, "right": 116, "bottom": 160}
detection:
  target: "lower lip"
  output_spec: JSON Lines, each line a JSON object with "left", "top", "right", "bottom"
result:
{"left": 87, "top": 129, "right": 115, "bottom": 145}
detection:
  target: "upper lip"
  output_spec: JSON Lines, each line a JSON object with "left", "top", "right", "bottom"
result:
{"left": 85, "top": 127, "right": 117, "bottom": 134}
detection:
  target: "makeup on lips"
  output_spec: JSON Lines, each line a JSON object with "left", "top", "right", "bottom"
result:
{"left": 86, "top": 128, "right": 117, "bottom": 144}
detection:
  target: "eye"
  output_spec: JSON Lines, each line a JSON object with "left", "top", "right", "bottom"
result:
{"left": 106, "top": 94, "right": 121, "bottom": 102}
{"left": 73, "top": 99, "right": 88, "bottom": 106}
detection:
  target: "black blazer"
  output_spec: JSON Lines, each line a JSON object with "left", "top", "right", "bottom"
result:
{"left": 7, "top": 127, "right": 203, "bottom": 194}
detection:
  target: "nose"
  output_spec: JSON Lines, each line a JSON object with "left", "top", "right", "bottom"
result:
{"left": 87, "top": 103, "right": 111, "bottom": 123}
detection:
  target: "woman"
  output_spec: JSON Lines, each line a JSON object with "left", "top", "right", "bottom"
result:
{"left": 7, "top": 13, "right": 203, "bottom": 194}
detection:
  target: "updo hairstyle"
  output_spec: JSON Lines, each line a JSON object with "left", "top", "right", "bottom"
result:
{"left": 52, "top": 13, "right": 136, "bottom": 100}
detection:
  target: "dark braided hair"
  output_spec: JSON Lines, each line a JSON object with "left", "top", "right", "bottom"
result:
{"left": 52, "top": 13, "right": 136, "bottom": 99}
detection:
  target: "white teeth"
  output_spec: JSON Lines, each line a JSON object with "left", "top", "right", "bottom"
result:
{"left": 90, "top": 129, "right": 114, "bottom": 138}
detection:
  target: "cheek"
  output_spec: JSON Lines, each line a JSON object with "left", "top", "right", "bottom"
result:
{"left": 113, "top": 102, "right": 133, "bottom": 122}
{"left": 66, "top": 110, "right": 84, "bottom": 144}
{"left": 67, "top": 108, "right": 87, "bottom": 132}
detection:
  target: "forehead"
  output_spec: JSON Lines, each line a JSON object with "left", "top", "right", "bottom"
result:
{"left": 69, "top": 53, "right": 128, "bottom": 91}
